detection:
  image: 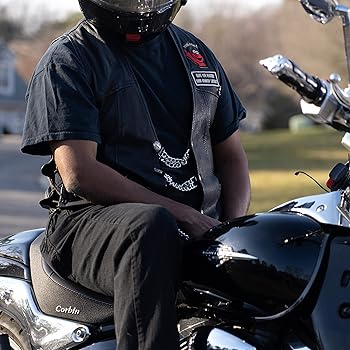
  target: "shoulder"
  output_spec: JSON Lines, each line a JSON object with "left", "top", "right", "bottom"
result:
{"left": 31, "top": 22, "right": 82, "bottom": 77}
{"left": 169, "top": 24, "right": 218, "bottom": 65}
{"left": 169, "top": 24, "right": 203, "bottom": 44}
{"left": 32, "top": 20, "right": 109, "bottom": 78}
{"left": 169, "top": 24, "right": 217, "bottom": 58}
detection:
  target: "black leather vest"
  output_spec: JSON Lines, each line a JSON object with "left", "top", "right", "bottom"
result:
{"left": 75, "top": 22, "right": 222, "bottom": 218}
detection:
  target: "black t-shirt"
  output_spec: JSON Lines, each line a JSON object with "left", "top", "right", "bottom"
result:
{"left": 124, "top": 31, "right": 245, "bottom": 208}
{"left": 21, "top": 21, "right": 246, "bottom": 210}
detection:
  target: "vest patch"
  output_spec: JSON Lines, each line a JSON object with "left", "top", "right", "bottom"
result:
{"left": 191, "top": 71, "right": 220, "bottom": 87}
{"left": 183, "top": 42, "right": 208, "bottom": 68}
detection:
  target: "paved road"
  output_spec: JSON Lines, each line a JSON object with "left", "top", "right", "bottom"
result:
{"left": 0, "top": 135, "right": 49, "bottom": 238}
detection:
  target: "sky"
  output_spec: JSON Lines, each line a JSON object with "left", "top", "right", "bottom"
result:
{"left": 2, "top": 0, "right": 283, "bottom": 22}
{"left": 50, "top": 0, "right": 283, "bottom": 13}
{"left": 0, "top": 0, "right": 283, "bottom": 33}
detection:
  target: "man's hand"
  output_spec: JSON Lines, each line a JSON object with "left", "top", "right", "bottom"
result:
{"left": 174, "top": 205, "right": 221, "bottom": 240}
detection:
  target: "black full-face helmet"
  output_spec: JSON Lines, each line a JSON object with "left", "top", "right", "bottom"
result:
{"left": 79, "top": 0, "right": 187, "bottom": 43}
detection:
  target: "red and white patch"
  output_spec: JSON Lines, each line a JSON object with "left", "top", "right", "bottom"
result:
{"left": 183, "top": 42, "right": 207, "bottom": 68}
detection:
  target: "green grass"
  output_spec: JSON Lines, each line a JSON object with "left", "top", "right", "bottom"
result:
{"left": 241, "top": 126, "right": 348, "bottom": 214}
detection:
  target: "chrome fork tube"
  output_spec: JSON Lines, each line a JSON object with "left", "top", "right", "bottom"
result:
{"left": 336, "top": 5, "right": 350, "bottom": 85}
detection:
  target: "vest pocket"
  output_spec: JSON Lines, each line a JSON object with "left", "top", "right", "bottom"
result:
{"left": 98, "top": 82, "right": 163, "bottom": 189}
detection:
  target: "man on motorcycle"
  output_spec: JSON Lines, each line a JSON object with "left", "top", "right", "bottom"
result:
{"left": 21, "top": 0, "right": 251, "bottom": 349}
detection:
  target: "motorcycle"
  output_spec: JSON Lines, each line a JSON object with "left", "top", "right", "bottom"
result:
{"left": 1, "top": 0, "right": 350, "bottom": 349}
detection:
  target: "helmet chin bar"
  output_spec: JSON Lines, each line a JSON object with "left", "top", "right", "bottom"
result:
{"left": 80, "top": 0, "right": 184, "bottom": 44}
{"left": 120, "top": 8, "right": 176, "bottom": 43}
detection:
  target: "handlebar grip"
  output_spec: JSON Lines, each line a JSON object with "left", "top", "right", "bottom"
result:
{"left": 260, "top": 55, "right": 327, "bottom": 106}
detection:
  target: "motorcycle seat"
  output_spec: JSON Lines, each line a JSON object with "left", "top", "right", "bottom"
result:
{"left": 29, "top": 232, "right": 114, "bottom": 324}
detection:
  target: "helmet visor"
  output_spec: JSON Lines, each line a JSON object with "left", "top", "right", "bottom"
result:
{"left": 92, "top": 0, "right": 179, "bottom": 13}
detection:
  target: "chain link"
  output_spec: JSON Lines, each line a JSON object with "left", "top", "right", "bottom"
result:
{"left": 158, "top": 148, "right": 190, "bottom": 169}
{"left": 156, "top": 145, "right": 198, "bottom": 192}
{"left": 163, "top": 173, "right": 198, "bottom": 192}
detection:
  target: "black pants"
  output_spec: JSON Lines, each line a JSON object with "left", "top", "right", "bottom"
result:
{"left": 40, "top": 203, "right": 183, "bottom": 350}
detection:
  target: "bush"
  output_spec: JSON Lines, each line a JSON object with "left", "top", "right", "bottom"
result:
{"left": 261, "top": 89, "right": 300, "bottom": 130}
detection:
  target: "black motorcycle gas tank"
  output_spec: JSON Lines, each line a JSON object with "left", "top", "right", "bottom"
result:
{"left": 184, "top": 212, "right": 326, "bottom": 317}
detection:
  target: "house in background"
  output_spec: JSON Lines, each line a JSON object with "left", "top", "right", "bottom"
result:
{"left": 0, "top": 40, "right": 27, "bottom": 134}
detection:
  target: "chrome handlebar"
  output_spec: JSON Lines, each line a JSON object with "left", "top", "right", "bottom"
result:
{"left": 259, "top": 55, "right": 327, "bottom": 106}
{"left": 260, "top": 54, "right": 350, "bottom": 132}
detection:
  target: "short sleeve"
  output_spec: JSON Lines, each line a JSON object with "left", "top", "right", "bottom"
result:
{"left": 210, "top": 63, "right": 246, "bottom": 145}
{"left": 21, "top": 54, "right": 101, "bottom": 155}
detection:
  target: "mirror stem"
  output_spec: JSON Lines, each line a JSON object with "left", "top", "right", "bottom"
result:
{"left": 337, "top": 5, "right": 350, "bottom": 86}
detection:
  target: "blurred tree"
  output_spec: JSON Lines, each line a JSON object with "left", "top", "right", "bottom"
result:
{"left": 10, "top": 11, "right": 83, "bottom": 81}
{"left": 0, "top": 6, "right": 24, "bottom": 42}
{"left": 46, "top": 12, "right": 83, "bottom": 33}
{"left": 178, "top": 0, "right": 346, "bottom": 130}
{"left": 262, "top": 90, "right": 300, "bottom": 129}
{"left": 276, "top": 0, "right": 346, "bottom": 83}
{"left": 6, "top": 0, "right": 348, "bottom": 130}
{"left": 179, "top": 5, "right": 298, "bottom": 130}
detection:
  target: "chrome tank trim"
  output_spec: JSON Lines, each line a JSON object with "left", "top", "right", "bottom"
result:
{"left": 189, "top": 327, "right": 257, "bottom": 350}
{"left": 288, "top": 345, "right": 311, "bottom": 350}
{"left": 287, "top": 339, "right": 311, "bottom": 350}
{"left": 206, "top": 328, "right": 256, "bottom": 349}
{"left": 0, "top": 277, "right": 91, "bottom": 350}
{"left": 192, "top": 288, "right": 231, "bottom": 303}
{"left": 270, "top": 191, "right": 348, "bottom": 226}
{"left": 203, "top": 245, "right": 258, "bottom": 267}
{"left": 79, "top": 339, "right": 116, "bottom": 349}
